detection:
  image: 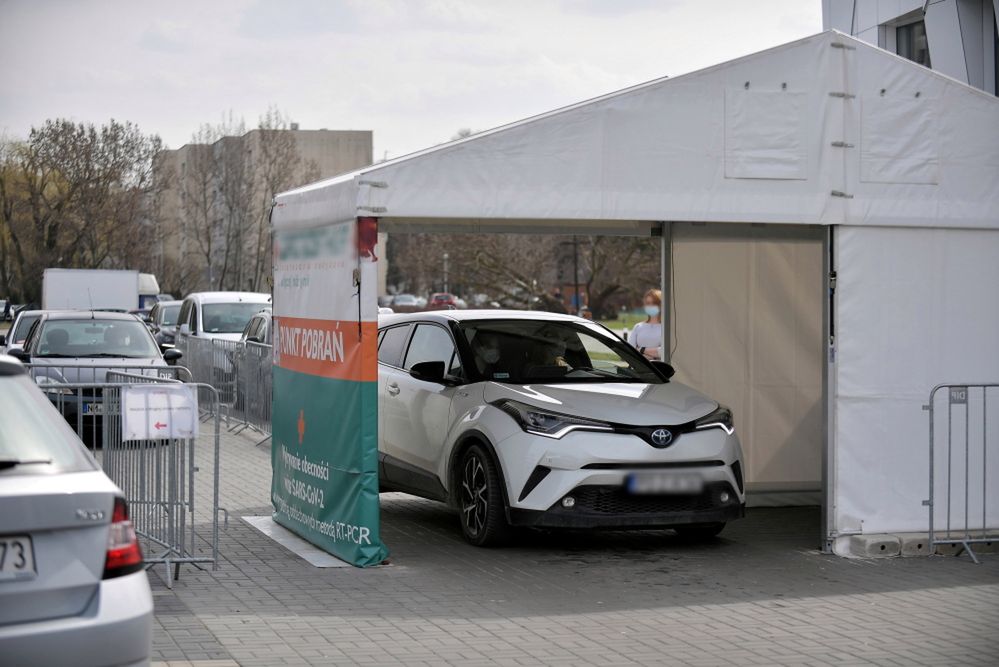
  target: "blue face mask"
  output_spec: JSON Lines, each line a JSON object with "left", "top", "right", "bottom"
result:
{"left": 644, "top": 305, "right": 660, "bottom": 317}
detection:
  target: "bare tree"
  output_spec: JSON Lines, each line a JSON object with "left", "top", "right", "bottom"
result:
{"left": 0, "top": 119, "right": 163, "bottom": 302}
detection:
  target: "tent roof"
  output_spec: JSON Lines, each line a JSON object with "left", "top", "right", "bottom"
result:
{"left": 273, "top": 30, "right": 999, "bottom": 233}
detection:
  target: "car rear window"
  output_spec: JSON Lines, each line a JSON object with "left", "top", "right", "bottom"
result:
{"left": 0, "top": 375, "right": 95, "bottom": 475}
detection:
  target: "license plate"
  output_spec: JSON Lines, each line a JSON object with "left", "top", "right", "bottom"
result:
{"left": 0, "top": 535, "right": 36, "bottom": 582}
{"left": 626, "top": 472, "right": 704, "bottom": 495}
{"left": 83, "top": 402, "right": 103, "bottom": 415}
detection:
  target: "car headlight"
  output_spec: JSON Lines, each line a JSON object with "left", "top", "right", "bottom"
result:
{"left": 495, "top": 399, "right": 612, "bottom": 439}
{"left": 35, "top": 376, "right": 73, "bottom": 396}
{"left": 693, "top": 405, "right": 735, "bottom": 435}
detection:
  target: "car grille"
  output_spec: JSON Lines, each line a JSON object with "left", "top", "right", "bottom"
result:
{"left": 567, "top": 482, "right": 735, "bottom": 515}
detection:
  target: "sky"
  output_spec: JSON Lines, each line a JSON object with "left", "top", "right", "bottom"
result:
{"left": 0, "top": 0, "right": 822, "bottom": 160}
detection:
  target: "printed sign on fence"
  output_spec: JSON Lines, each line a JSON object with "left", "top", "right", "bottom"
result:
{"left": 121, "top": 384, "right": 199, "bottom": 440}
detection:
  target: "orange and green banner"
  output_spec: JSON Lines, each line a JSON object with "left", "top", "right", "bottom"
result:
{"left": 271, "top": 217, "right": 387, "bottom": 567}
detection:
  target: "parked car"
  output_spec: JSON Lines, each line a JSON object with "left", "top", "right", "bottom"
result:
{"left": 157, "top": 293, "right": 175, "bottom": 302}
{"left": 239, "top": 308, "right": 272, "bottom": 346}
{"left": 0, "top": 354, "right": 153, "bottom": 666}
{"left": 0, "top": 309, "right": 44, "bottom": 355}
{"left": 148, "top": 299, "right": 182, "bottom": 346}
{"left": 176, "top": 292, "right": 271, "bottom": 342}
{"left": 10, "top": 311, "right": 181, "bottom": 445}
{"left": 391, "top": 293, "right": 421, "bottom": 313}
{"left": 128, "top": 308, "right": 151, "bottom": 324}
{"left": 376, "top": 310, "right": 745, "bottom": 546}
{"left": 428, "top": 292, "right": 458, "bottom": 310}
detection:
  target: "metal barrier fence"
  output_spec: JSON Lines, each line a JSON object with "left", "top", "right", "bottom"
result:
{"left": 24, "top": 363, "right": 222, "bottom": 585}
{"left": 176, "top": 334, "right": 272, "bottom": 438}
{"left": 926, "top": 383, "right": 999, "bottom": 563}
{"left": 232, "top": 341, "right": 272, "bottom": 437}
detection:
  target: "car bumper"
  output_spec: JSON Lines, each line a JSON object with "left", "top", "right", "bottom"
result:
{"left": 0, "top": 570, "right": 153, "bottom": 667}
{"left": 489, "top": 424, "right": 746, "bottom": 528}
{"left": 509, "top": 481, "right": 745, "bottom": 528}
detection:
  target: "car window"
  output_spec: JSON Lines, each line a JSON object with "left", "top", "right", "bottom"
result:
{"left": 0, "top": 375, "right": 95, "bottom": 475}
{"left": 178, "top": 300, "right": 191, "bottom": 329}
{"left": 201, "top": 303, "right": 267, "bottom": 334}
{"left": 35, "top": 319, "right": 159, "bottom": 358}
{"left": 458, "top": 319, "right": 662, "bottom": 384}
{"left": 378, "top": 325, "right": 410, "bottom": 367}
{"left": 12, "top": 314, "right": 40, "bottom": 343}
{"left": 403, "top": 324, "right": 461, "bottom": 375}
{"left": 161, "top": 304, "right": 180, "bottom": 327}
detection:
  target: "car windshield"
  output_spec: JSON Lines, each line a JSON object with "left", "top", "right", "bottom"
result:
{"left": 12, "top": 314, "right": 40, "bottom": 343}
{"left": 0, "top": 375, "right": 95, "bottom": 475}
{"left": 34, "top": 318, "right": 159, "bottom": 358}
{"left": 202, "top": 302, "right": 268, "bottom": 334}
{"left": 458, "top": 319, "right": 663, "bottom": 384}
{"left": 160, "top": 304, "right": 180, "bottom": 326}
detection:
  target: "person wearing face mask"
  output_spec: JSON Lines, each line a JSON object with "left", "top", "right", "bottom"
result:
{"left": 472, "top": 331, "right": 503, "bottom": 376}
{"left": 629, "top": 289, "right": 664, "bottom": 361}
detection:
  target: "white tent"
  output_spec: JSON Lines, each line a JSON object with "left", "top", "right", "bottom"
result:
{"left": 274, "top": 30, "right": 999, "bottom": 552}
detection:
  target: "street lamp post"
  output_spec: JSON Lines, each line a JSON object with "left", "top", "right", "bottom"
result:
{"left": 443, "top": 252, "right": 449, "bottom": 294}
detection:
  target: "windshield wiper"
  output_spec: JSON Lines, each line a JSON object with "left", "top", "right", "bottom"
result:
{"left": 0, "top": 458, "right": 52, "bottom": 470}
{"left": 35, "top": 353, "right": 75, "bottom": 358}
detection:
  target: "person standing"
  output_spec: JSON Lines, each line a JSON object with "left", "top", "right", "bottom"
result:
{"left": 630, "top": 289, "right": 664, "bottom": 361}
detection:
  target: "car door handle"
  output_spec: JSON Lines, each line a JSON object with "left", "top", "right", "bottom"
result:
{"left": 386, "top": 382, "right": 400, "bottom": 396}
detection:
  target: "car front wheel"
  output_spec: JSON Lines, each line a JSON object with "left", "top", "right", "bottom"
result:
{"left": 457, "top": 444, "right": 510, "bottom": 547}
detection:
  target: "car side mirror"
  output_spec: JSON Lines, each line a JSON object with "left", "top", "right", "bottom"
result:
{"left": 0, "top": 333, "right": 5, "bottom": 346}
{"left": 9, "top": 347, "right": 29, "bottom": 362}
{"left": 178, "top": 323, "right": 191, "bottom": 335}
{"left": 410, "top": 360, "right": 451, "bottom": 384}
{"left": 650, "top": 360, "right": 676, "bottom": 380}
{"left": 163, "top": 347, "right": 183, "bottom": 364}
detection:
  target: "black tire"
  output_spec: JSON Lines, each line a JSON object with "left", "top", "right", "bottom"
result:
{"left": 674, "top": 522, "right": 726, "bottom": 540}
{"left": 456, "top": 444, "right": 511, "bottom": 547}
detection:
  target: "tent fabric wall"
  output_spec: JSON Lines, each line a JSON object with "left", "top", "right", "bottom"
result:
{"left": 832, "top": 225, "right": 999, "bottom": 541}
{"left": 670, "top": 223, "right": 825, "bottom": 504}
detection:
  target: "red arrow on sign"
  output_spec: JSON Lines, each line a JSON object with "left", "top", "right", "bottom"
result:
{"left": 154, "top": 421, "right": 167, "bottom": 430}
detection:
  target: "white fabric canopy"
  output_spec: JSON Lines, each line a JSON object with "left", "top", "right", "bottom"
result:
{"left": 274, "top": 30, "right": 999, "bottom": 232}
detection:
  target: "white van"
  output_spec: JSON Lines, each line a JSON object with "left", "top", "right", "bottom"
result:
{"left": 176, "top": 292, "right": 271, "bottom": 342}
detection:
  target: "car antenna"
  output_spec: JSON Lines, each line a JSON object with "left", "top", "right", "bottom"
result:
{"left": 87, "top": 288, "right": 95, "bottom": 319}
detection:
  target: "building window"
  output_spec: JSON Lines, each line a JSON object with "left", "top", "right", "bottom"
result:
{"left": 897, "top": 21, "right": 931, "bottom": 67}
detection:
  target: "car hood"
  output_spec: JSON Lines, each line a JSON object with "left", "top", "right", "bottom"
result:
{"left": 482, "top": 381, "right": 718, "bottom": 426}
{"left": 28, "top": 356, "right": 166, "bottom": 383}
{"left": 201, "top": 332, "right": 243, "bottom": 342}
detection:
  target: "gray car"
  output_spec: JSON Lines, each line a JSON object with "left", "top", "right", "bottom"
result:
{"left": 0, "top": 355, "right": 153, "bottom": 666}
{"left": 10, "top": 311, "right": 182, "bottom": 445}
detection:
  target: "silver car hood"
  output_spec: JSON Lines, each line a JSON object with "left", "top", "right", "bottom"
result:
{"left": 482, "top": 380, "right": 718, "bottom": 426}
{"left": 28, "top": 356, "right": 165, "bottom": 383}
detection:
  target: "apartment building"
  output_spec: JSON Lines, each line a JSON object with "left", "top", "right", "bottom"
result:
{"left": 153, "top": 128, "right": 373, "bottom": 294}
{"left": 823, "top": 0, "right": 998, "bottom": 94}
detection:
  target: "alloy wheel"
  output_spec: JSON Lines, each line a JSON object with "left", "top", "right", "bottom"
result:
{"left": 461, "top": 453, "right": 488, "bottom": 537}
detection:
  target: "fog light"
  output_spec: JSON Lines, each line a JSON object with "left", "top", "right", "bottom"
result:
{"left": 562, "top": 496, "right": 575, "bottom": 508}
{"left": 719, "top": 491, "right": 730, "bottom": 503}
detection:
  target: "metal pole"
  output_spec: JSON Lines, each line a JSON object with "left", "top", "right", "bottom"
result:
{"left": 443, "top": 252, "right": 449, "bottom": 294}
{"left": 660, "top": 222, "right": 672, "bottom": 362}
{"left": 572, "top": 235, "right": 579, "bottom": 314}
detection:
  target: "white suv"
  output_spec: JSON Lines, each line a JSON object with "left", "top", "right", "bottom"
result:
{"left": 176, "top": 291, "right": 271, "bottom": 342}
{"left": 377, "top": 310, "right": 746, "bottom": 546}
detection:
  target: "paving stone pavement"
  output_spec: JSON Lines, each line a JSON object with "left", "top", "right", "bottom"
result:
{"left": 150, "top": 424, "right": 999, "bottom": 666}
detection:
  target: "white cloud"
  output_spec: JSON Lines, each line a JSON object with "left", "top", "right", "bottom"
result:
{"left": 0, "top": 0, "right": 822, "bottom": 161}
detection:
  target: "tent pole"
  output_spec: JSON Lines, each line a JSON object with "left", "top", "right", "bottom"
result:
{"left": 660, "top": 221, "right": 672, "bottom": 363}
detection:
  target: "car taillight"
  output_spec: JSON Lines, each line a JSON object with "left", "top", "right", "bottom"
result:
{"left": 103, "top": 497, "right": 144, "bottom": 579}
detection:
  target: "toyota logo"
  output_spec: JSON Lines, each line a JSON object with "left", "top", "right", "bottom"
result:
{"left": 650, "top": 428, "right": 673, "bottom": 447}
